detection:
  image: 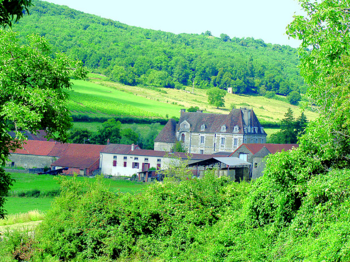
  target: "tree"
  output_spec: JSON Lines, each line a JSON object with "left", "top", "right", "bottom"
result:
{"left": 295, "top": 112, "right": 308, "bottom": 137}
{"left": 172, "top": 141, "right": 186, "bottom": 153}
{"left": 287, "top": 91, "right": 301, "bottom": 105}
{"left": 187, "top": 106, "right": 199, "bottom": 112}
{"left": 220, "top": 33, "right": 230, "bottom": 42}
{"left": 120, "top": 128, "right": 139, "bottom": 145}
{"left": 92, "top": 119, "right": 122, "bottom": 145}
{"left": 269, "top": 109, "right": 308, "bottom": 144}
{"left": 206, "top": 87, "right": 226, "bottom": 108}
{"left": 0, "top": 29, "right": 86, "bottom": 218}
{"left": 0, "top": 0, "right": 32, "bottom": 27}
{"left": 69, "top": 128, "right": 92, "bottom": 144}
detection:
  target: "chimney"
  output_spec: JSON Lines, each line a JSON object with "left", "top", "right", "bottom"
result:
{"left": 197, "top": 110, "right": 203, "bottom": 113}
{"left": 180, "top": 109, "right": 186, "bottom": 116}
{"left": 131, "top": 144, "right": 135, "bottom": 151}
{"left": 107, "top": 138, "right": 110, "bottom": 145}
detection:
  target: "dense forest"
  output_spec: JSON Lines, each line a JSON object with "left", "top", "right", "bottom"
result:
{"left": 13, "top": 0, "right": 306, "bottom": 101}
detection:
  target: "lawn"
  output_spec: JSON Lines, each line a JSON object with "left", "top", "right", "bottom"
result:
{"left": 69, "top": 76, "right": 319, "bottom": 124}
{"left": 91, "top": 79, "right": 318, "bottom": 121}
{"left": 68, "top": 80, "right": 183, "bottom": 118}
{"left": 5, "top": 172, "right": 148, "bottom": 214}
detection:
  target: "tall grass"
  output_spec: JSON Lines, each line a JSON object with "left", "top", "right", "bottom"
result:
{"left": 0, "top": 210, "right": 45, "bottom": 226}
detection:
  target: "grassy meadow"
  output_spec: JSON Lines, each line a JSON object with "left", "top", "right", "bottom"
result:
{"left": 80, "top": 73, "right": 319, "bottom": 123}
{"left": 5, "top": 172, "right": 147, "bottom": 215}
{"left": 68, "top": 79, "right": 183, "bottom": 118}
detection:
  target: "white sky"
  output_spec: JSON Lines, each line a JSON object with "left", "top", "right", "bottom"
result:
{"left": 46, "top": 0, "right": 303, "bottom": 48}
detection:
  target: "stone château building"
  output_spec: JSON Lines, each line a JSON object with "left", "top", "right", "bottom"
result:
{"left": 154, "top": 108, "right": 267, "bottom": 154}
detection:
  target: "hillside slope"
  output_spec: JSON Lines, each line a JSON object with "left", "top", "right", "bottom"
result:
{"left": 71, "top": 74, "right": 318, "bottom": 123}
{"left": 14, "top": 0, "right": 306, "bottom": 99}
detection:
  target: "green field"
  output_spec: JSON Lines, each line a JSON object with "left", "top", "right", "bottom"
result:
{"left": 68, "top": 79, "right": 183, "bottom": 118}
{"left": 66, "top": 74, "right": 319, "bottom": 123}
{"left": 4, "top": 197, "right": 53, "bottom": 215}
{"left": 6, "top": 172, "right": 148, "bottom": 214}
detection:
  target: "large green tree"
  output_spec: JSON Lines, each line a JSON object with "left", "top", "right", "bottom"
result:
{"left": 0, "top": 0, "right": 32, "bottom": 27}
{"left": 206, "top": 87, "right": 226, "bottom": 108}
{"left": 0, "top": 16, "right": 87, "bottom": 217}
{"left": 246, "top": 0, "right": 350, "bottom": 234}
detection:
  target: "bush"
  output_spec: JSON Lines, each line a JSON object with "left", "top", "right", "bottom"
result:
{"left": 33, "top": 173, "right": 249, "bottom": 260}
{"left": 265, "top": 91, "right": 276, "bottom": 98}
{"left": 287, "top": 91, "right": 301, "bottom": 105}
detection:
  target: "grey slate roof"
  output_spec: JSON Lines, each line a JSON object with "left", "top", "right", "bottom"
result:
{"left": 154, "top": 118, "right": 177, "bottom": 143}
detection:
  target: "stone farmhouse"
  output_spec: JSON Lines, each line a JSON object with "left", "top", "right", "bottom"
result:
{"left": 9, "top": 140, "right": 106, "bottom": 176}
{"left": 100, "top": 143, "right": 222, "bottom": 177}
{"left": 154, "top": 108, "right": 267, "bottom": 154}
{"left": 230, "top": 143, "right": 298, "bottom": 179}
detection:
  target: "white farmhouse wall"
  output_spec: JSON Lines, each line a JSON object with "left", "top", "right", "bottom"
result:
{"left": 100, "top": 153, "right": 179, "bottom": 177}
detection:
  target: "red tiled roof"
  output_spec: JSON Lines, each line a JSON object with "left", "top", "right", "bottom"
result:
{"left": 11, "top": 140, "right": 57, "bottom": 156}
{"left": 50, "top": 143, "right": 107, "bottom": 169}
{"left": 230, "top": 143, "right": 298, "bottom": 156}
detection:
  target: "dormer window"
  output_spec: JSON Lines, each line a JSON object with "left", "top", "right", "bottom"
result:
{"left": 201, "top": 124, "right": 206, "bottom": 131}
{"left": 221, "top": 125, "right": 227, "bottom": 132}
{"left": 181, "top": 121, "right": 190, "bottom": 130}
{"left": 233, "top": 125, "right": 239, "bottom": 133}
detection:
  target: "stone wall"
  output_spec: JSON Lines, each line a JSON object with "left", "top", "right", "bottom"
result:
{"left": 8, "top": 154, "right": 57, "bottom": 169}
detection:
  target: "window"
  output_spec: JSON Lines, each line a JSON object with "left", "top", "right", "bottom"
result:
{"left": 234, "top": 138, "right": 238, "bottom": 147}
{"left": 233, "top": 125, "right": 239, "bottom": 133}
{"left": 261, "top": 127, "right": 264, "bottom": 133}
{"left": 254, "top": 163, "right": 258, "bottom": 168}
{"left": 200, "top": 136, "right": 205, "bottom": 144}
{"left": 145, "top": 158, "right": 149, "bottom": 162}
{"left": 201, "top": 124, "right": 206, "bottom": 131}
{"left": 181, "top": 133, "right": 185, "bottom": 143}
{"left": 157, "top": 158, "right": 161, "bottom": 162}
{"left": 132, "top": 162, "right": 139, "bottom": 169}
{"left": 157, "top": 163, "right": 161, "bottom": 170}
{"left": 221, "top": 125, "right": 226, "bottom": 132}
{"left": 134, "top": 157, "right": 138, "bottom": 160}
{"left": 123, "top": 162, "right": 127, "bottom": 167}
{"left": 200, "top": 150, "right": 204, "bottom": 154}
{"left": 221, "top": 137, "right": 225, "bottom": 146}
{"left": 239, "top": 153, "right": 248, "bottom": 162}
{"left": 113, "top": 156, "right": 117, "bottom": 159}
{"left": 113, "top": 160, "right": 117, "bottom": 167}
{"left": 123, "top": 156, "right": 127, "bottom": 160}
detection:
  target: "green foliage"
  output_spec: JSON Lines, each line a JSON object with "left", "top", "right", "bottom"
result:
{"left": 171, "top": 141, "right": 186, "bottom": 153}
{"left": 69, "top": 128, "right": 92, "bottom": 144}
{"left": 91, "top": 118, "right": 122, "bottom": 144}
{"left": 0, "top": 0, "right": 32, "bottom": 27}
{"left": 0, "top": 168, "right": 13, "bottom": 218}
{"left": 12, "top": 0, "right": 306, "bottom": 98}
{"left": 0, "top": 31, "right": 87, "bottom": 147}
{"left": 265, "top": 90, "right": 275, "bottom": 98}
{"left": 206, "top": 87, "right": 226, "bottom": 108}
{"left": 287, "top": 90, "right": 301, "bottom": 105}
{"left": 269, "top": 108, "right": 307, "bottom": 144}
{"left": 32, "top": 173, "right": 248, "bottom": 260}
{"left": 187, "top": 106, "right": 199, "bottom": 112}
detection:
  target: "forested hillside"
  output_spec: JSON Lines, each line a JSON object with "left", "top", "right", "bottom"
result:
{"left": 14, "top": 0, "right": 306, "bottom": 99}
